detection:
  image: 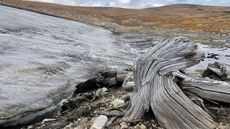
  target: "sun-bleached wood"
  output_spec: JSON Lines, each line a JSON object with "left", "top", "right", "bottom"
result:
{"left": 124, "top": 37, "right": 217, "bottom": 129}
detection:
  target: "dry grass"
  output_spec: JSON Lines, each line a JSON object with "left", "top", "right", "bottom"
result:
{"left": 0, "top": 0, "right": 230, "bottom": 31}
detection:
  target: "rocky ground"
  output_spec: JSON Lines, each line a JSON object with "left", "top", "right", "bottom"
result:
{"left": 18, "top": 70, "right": 162, "bottom": 129}
{"left": 19, "top": 64, "right": 230, "bottom": 129}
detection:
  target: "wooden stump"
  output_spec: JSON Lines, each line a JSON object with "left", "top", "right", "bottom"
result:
{"left": 124, "top": 37, "right": 218, "bottom": 129}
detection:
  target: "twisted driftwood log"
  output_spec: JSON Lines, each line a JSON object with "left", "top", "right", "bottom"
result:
{"left": 124, "top": 37, "right": 221, "bottom": 129}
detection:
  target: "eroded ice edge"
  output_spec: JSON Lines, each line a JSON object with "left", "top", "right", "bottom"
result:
{"left": 0, "top": 5, "right": 136, "bottom": 125}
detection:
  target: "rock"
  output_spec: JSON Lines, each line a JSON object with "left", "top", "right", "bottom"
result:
{"left": 103, "top": 77, "right": 117, "bottom": 86}
{"left": 113, "top": 125, "right": 121, "bottom": 129}
{"left": 95, "top": 88, "right": 102, "bottom": 97}
{"left": 64, "top": 122, "right": 75, "bottom": 129}
{"left": 216, "top": 123, "right": 230, "bottom": 129}
{"left": 96, "top": 87, "right": 108, "bottom": 97}
{"left": 111, "top": 99, "right": 125, "bottom": 108}
{"left": 100, "top": 87, "right": 108, "bottom": 96}
{"left": 64, "top": 124, "right": 72, "bottom": 129}
{"left": 120, "top": 122, "right": 128, "bottom": 129}
{"left": 139, "top": 124, "right": 147, "bottom": 129}
{"left": 27, "top": 126, "right": 33, "bottom": 129}
{"left": 90, "top": 115, "right": 108, "bottom": 129}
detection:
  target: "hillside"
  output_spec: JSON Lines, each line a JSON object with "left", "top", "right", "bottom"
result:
{"left": 0, "top": 0, "right": 230, "bottom": 31}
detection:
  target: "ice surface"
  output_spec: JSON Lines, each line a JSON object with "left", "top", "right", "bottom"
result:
{"left": 0, "top": 5, "right": 136, "bottom": 125}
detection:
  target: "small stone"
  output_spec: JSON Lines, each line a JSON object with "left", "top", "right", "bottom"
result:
{"left": 111, "top": 99, "right": 125, "bottom": 108}
{"left": 27, "top": 126, "right": 33, "bottom": 129}
{"left": 64, "top": 124, "right": 72, "bottom": 129}
{"left": 217, "top": 123, "right": 230, "bottom": 129}
{"left": 100, "top": 87, "right": 108, "bottom": 96}
{"left": 120, "top": 122, "right": 128, "bottom": 129}
{"left": 69, "top": 122, "right": 74, "bottom": 127}
{"left": 96, "top": 88, "right": 102, "bottom": 97}
{"left": 64, "top": 122, "right": 75, "bottom": 129}
{"left": 139, "top": 124, "right": 147, "bottom": 129}
{"left": 90, "top": 115, "right": 108, "bottom": 129}
{"left": 96, "top": 87, "right": 108, "bottom": 97}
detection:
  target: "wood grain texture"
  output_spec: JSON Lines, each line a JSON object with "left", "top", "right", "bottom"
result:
{"left": 124, "top": 37, "right": 217, "bottom": 129}
{"left": 175, "top": 62, "right": 230, "bottom": 103}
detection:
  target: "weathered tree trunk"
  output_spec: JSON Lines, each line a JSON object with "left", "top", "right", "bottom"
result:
{"left": 124, "top": 37, "right": 217, "bottom": 129}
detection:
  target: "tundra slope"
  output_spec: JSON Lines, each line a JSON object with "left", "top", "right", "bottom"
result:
{"left": 1, "top": 1, "right": 230, "bottom": 31}
{"left": 0, "top": 5, "right": 136, "bottom": 126}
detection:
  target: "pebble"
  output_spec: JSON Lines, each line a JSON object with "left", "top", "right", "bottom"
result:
{"left": 95, "top": 88, "right": 102, "bottom": 97}
{"left": 95, "top": 87, "right": 108, "bottom": 97}
{"left": 139, "top": 124, "right": 147, "bottom": 129}
{"left": 64, "top": 122, "right": 77, "bottom": 129}
{"left": 111, "top": 99, "right": 125, "bottom": 108}
{"left": 90, "top": 115, "right": 108, "bottom": 129}
{"left": 27, "top": 126, "right": 33, "bottom": 129}
{"left": 217, "top": 123, "right": 230, "bottom": 129}
{"left": 101, "top": 87, "right": 108, "bottom": 96}
{"left": 120, "top": 122, "right": 128, "bottom": 129}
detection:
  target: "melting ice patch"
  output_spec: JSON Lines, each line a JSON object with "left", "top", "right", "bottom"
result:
{"left": 0, "top": 5, "right": 135, "bottom": 125}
